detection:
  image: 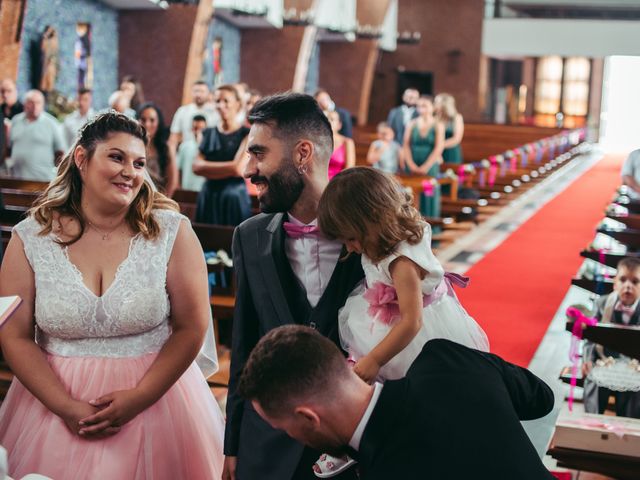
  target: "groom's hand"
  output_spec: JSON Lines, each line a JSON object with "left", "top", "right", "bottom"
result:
{"left": 222, "top": 456, "right": 237, "bottom": 480}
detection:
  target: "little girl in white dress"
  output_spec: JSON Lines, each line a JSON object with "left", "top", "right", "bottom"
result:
{"left": 314, "top": 167, "right": 489, "bottom": 477}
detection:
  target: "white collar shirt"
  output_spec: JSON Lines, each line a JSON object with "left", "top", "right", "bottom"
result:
{"left": 284, "top": 214, "right": 342, "bottom": 307}
{"left": 349, "top": 382, "right": 384, "bottom": 451}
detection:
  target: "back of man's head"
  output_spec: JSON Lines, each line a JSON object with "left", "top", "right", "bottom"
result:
{"left": 238, "top": 325, "right": 350, "bottom": 417}
{"left": 248, "top": 92, "right": 334, "bottom": 164}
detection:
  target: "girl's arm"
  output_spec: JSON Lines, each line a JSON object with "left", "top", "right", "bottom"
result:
{"left": 353, "top": 256, "right": 425, "bottom": 383}
{"left": 192, "top": 137, "right": 249, "bottom": 179}
{"left": 0, "top": 234, "right": 103, "bottom": 436}
{"left": 442, "top": 114, "right": 464, "bottom": 149}
{"left": 79, "top": 220, "right": 210, "bottom": 434}
{"left": 418, "top": 122, "right": 445, "bottom": 175}
{"left": 345, "top": 137, "right": 356, "bottom": 169}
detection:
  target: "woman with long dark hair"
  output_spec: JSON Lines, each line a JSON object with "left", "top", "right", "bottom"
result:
{"left": 137, "top": 102, "right": 178, "bottom": 196}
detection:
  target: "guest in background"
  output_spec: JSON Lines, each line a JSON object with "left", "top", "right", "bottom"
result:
{"left": 9, "top": 89, "right": 65, "bottom": 181}
{"left": 582, "top": 257, "right": 640, "bottom": 418}
{"left": 108, "top": 90, "right": 136, "bottom": 118}
{"left": 138, "top": 102, "right": 178, "bottom": 196}
{"left": 1, "top": 79, "right": 23, "bottom": 120}
{"left": 366, "top": 122, "right": 400, "bottom": 174}
{"left": 177, "top": 114, "right": 207, "bottom": 192}
{"left": 169, "top": 81, "right": 218, "bottom": 156}
{"left": 621, "top": 148, "right": 640, "bottom": 199}
{"left": 193, "top": 84, "right": 250, "bottom": 226}
{"left": 120, "top": 75, "right": 145, "bottom": 112}
{"left": 386, "top": 88, "right": 419, "bottom": 145}
{"left": 63, "top": 88, "right": 95, "bottom": 146}
{"left": 401, "top": 95, "right": 444, "bottom": 177}
{"left": 434, "top": 93, "right": 464, "bottom": 165}
{"left": 326, "top": 110, "right": 355, "bottom": 180}
{"left": 315, "top": 89, "right": 353, "bottom": 138}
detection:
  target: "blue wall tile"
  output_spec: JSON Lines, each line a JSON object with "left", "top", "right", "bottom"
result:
{"left": 17, "top": 0, "right": 118, "bottom": 109}
{"left": 203, "top": 17, "right": 241, "bottom": 87}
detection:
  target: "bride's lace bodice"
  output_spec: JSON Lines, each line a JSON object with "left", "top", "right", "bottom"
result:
{"left": 14, "top": 209, "right": 186, "bottom": 357}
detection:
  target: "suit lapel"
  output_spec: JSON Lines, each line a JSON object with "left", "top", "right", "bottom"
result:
{"left": 257, "top": 213, "right": 295, "bottom": 326}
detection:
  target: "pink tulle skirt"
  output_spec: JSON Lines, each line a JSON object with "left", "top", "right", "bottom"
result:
{"left": 0, "top": 353, "right": 225, "bottom": 479}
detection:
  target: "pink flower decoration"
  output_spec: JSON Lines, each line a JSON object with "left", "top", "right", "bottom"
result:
{"left": 363, "top": 282, "right": 401, "bottom": 325}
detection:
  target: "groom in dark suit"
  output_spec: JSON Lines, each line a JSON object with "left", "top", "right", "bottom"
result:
{"left": 222, "top": 93, "right": 364, "bottom": 480}
{"left": 239, "top": 326, "right": 556, "bottom": 480}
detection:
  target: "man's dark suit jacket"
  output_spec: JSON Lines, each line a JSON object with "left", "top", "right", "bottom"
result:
{"left": 225, "top": 212, "right": 364, "bottom": 480}
{"left": 357, "top": 339, "right": 555, "bottom": 480}
{"left": 387, "top": 105, "right": 417, "bottom": 145}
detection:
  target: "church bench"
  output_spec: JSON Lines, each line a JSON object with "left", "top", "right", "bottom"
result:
{"left": 580, "top": 250, "right": 640, "bottom": 269}
{"left": 0, "top": 188, "right": 39, "bottom": 208}
{"left": 565, "top": 320, "right": 640, "bottom": 361}
{"left": 571, "top": 277, "right": 614, "bottom": 295}
{"left": 547, "top": 446, "right": 640, "bottom": 480}
{"left": 607, "top": 213, "right": 640, "bottom": 230}
{"left": 597, "top": 227, "right": 640, "bottom": 250}
{"left": 0, "top": 177, "right": 48, "bottom": 192}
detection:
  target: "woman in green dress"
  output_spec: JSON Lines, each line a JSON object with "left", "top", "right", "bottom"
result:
{"left": 401, "top": 95, "right": 444, "bottom": 177}
{"left": 434, "top": 93, "right": 464, "bottom": 165}
{"left": 401, "top": 95, "right": 444, "bottom": 219}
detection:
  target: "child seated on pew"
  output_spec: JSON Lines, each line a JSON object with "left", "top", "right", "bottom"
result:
{"left": 366, "top": 122, "right": 401, "bottom": 174}
{"left": 582, "top": 257, "right": 640, "bottom": 418}
{"left": 313, "top": 167, "right": 489, "bottom": 477}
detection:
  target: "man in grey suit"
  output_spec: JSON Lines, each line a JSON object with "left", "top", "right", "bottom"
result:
{"left": 386, "top": 88, "right": 419, "bottom": 145}
{"left": 222, "top": 93, "right": 364, "bottom": 480}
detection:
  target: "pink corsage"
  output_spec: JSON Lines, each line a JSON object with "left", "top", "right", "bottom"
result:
{"left": 363, "top": 282, "right": 401, "bottom": 325}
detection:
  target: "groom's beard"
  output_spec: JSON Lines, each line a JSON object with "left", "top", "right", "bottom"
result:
{"left": 252, "top": 159, "right": 305, "bottom": 213}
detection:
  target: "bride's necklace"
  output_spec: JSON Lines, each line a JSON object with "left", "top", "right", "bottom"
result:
{"left": 85, "top": 218, "right": 125, "bottom": 241}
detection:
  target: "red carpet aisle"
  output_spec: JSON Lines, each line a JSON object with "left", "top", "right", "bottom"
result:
{"left": 457, "top": 154, "right": 624, "bottom": 366}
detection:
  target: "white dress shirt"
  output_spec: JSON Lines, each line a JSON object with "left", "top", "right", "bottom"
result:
{"left": 349, "top": 382, "right": 384, "bottom": 451}
{"left": 284, "top": 214, "right": 342, "bottom": 307}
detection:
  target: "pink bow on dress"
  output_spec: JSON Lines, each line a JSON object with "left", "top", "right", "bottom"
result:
{"left": 363, "top": 272, "right": 470, "bottom": 326}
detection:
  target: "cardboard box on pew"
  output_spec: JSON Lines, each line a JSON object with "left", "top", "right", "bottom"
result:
{"left": 552, "top": 412, "right": 640, "bottom": 458}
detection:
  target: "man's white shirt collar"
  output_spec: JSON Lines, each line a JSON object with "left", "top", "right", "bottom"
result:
{"left": 349, "top": 382, "right": 384, "bottom": 451}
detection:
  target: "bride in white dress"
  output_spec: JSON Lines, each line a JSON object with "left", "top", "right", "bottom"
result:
{"left": 0, "top": 112, "right": 224, "bottom": 479}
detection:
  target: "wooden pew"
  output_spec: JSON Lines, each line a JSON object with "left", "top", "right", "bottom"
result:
{"left": 571, "top": 277, "right": 614, "bottom": 295}
{"left": 597, "top": 227, "right": 640, "bottom": 250}
{"left": 566, "top": 320, "right": 640, "bottom": 361}
{"left": 191, "top": 223, "right": 236, "bottom": 322}
{"left": 580, "top": 249, "right": 640, "bottom": 269}
{"left": 607, "top": 213, "right": 640, "bottom": 230}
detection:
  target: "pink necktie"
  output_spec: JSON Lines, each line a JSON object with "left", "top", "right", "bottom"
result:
{"left": 283, "top": 221, "right": 320, "bottom": 239}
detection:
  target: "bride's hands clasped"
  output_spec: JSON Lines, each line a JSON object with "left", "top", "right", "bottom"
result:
{"left": 77, "top": 388, "right": 149, "bottom": 437}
